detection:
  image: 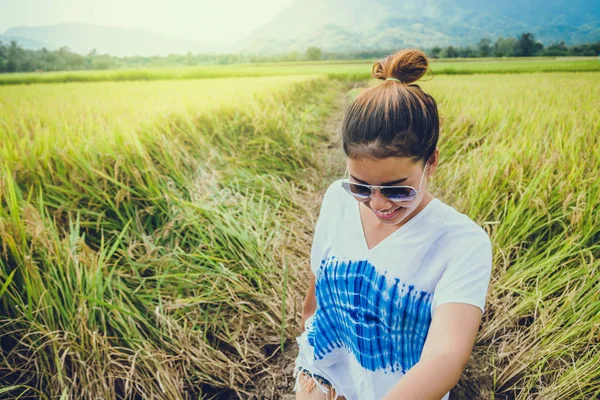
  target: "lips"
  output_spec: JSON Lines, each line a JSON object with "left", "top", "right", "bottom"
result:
{"left": 373, "top": 207, "right": 402, "bottom": 219}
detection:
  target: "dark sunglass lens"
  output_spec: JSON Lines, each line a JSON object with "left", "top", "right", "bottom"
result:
{"left": 343, "top": 182, "right": 371, "bottom": 198}
{"left": 381, "top": 187, "right": 416, "bottom": 202}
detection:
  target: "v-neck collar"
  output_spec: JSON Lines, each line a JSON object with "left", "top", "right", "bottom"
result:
{"left": 354, "top": 197, "right": 440, "bottom": 253}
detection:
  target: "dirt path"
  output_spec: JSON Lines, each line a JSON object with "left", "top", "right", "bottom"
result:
{"left": 266, "top": 85, "right": 351, "bottom": 400}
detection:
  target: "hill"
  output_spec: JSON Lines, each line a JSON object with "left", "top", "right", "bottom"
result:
{"left": 3, "top": 1, "right": 599, "bottom": 56}
{"left": 3, "top": 22, "right": 216, "bottom": 56}
{"left": 233, "top": 0, "right": 600, "bottom": 53}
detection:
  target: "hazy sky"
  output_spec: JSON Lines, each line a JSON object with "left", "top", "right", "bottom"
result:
{"left": 0, "top": 0, "right": 297, "bottom": 45}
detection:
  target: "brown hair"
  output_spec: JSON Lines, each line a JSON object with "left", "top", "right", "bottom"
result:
{"left": 341, "top": 49, "right": 439, "bottom": 165}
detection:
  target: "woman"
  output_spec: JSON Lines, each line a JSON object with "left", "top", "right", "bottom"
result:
{"left": 292, "top": 49, "right": 493, "bottom": 400}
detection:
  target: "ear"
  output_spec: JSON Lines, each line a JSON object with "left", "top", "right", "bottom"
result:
{"left": 427, "top": 147, "right": 440, "bottom": 177}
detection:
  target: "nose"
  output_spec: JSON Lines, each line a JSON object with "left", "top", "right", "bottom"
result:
{"left": 369, "top": 188, "right": 394, "bottom": 211}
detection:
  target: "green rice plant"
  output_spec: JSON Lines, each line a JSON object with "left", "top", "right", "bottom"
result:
{"left": 417, "top": 72, "right": 600, "bottom": 399}
{"left": 0, "top": 75, "right": 345, "bottom": 398}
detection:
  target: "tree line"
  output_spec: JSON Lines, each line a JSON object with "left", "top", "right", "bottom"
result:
{"left": 428, "top": 33, "right": 599, "bottom": 58}
{"left": 1, "top": 32, "right": 598, "bottom": 73}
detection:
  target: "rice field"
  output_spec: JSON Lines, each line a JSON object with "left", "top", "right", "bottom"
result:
{"left": 1, "top": 57, "right": 598, "bottom": 85}
{"left": 419, "top": 72, "right": 600, "bottom": 399}
{"left": 0, "top": 62, "right": 599, "bottom": 399}
{"left": 0, "top": 74, "right": 344, "bottom": 398}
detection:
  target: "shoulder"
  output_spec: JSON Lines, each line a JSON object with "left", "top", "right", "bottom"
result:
{"left": 319, "top": 178, "right": 346, "bottom": 210}
{"left": 428, "top": 202, "right": 494, "bottom": 314}
{"left": 324, "top": 178, "right": 345, "bottom": 199}
{"left": 313, "top": 178, "right": 355, "bottom": 232}
{"left": 312, "top": 179, "right": 346, "bottom": 227}
{"left": 434, "top": 199, "right": 492, "bottom": 255}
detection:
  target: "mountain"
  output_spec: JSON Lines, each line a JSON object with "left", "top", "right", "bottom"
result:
{"left": 0, "top": 35, "right": 56, "bottom": 51}
{"left": 5, "top": 1, "right": 599, "bottom": 57}
{"left": 3, "top": 23, "right": 217, "bottom": 56}
{"left": 233, "top": 0, "right": 600, "bottom": 54}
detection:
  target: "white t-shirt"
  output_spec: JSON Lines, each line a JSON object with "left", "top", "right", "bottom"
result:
{"left": 293, "top": 179, "right": 493, "bottom": 400}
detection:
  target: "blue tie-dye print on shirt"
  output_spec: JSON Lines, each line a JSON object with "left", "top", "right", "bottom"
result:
{"left": 309, "top": 256, "right": 433, "bottom": 374}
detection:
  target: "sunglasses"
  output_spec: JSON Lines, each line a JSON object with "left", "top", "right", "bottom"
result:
{"left": 341, "top": 163, "right": 429, "bottom": 203}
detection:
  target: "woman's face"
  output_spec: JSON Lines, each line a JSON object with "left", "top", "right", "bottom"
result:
{"left": 345, "top": 154, "right": 435, "bottom": 226}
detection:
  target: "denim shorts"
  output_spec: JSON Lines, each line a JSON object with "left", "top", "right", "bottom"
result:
{"left": 295, "top": 366, "right": 347, "bottom": 399}
{"left": 297, "top": 365, "right": 333, "bottom": 388}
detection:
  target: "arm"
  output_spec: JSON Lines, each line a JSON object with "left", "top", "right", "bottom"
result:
{"left": 300, "top": 273, "right": 317, "bottom": 332}
{"left": 381, "top": 302, "right": 482, "bottom": 400}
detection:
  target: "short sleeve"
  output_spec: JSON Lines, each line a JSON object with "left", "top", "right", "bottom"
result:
{"left": 431, "top": 229, "right": 493, "bottom": 315}
{"left": 309, "top": 180, "right": 341, "bottom": 275}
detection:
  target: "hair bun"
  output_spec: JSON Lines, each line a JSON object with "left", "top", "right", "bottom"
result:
{"left": 371, "top": 49, "right": 429, "bottom": 84}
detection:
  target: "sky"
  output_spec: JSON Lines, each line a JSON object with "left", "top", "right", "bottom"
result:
{"left": 0, "top": 0, "right": 297, "bottom": 45}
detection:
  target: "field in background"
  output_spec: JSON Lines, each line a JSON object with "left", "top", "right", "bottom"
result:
{"left": 1, "top": 57, "right": 599, "bottom": 85}
{"left": 0, "top": 61, "right": 599, "bottom": 399}
{"left": 1, "top": 75, "right": 326, "bottom": 174}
